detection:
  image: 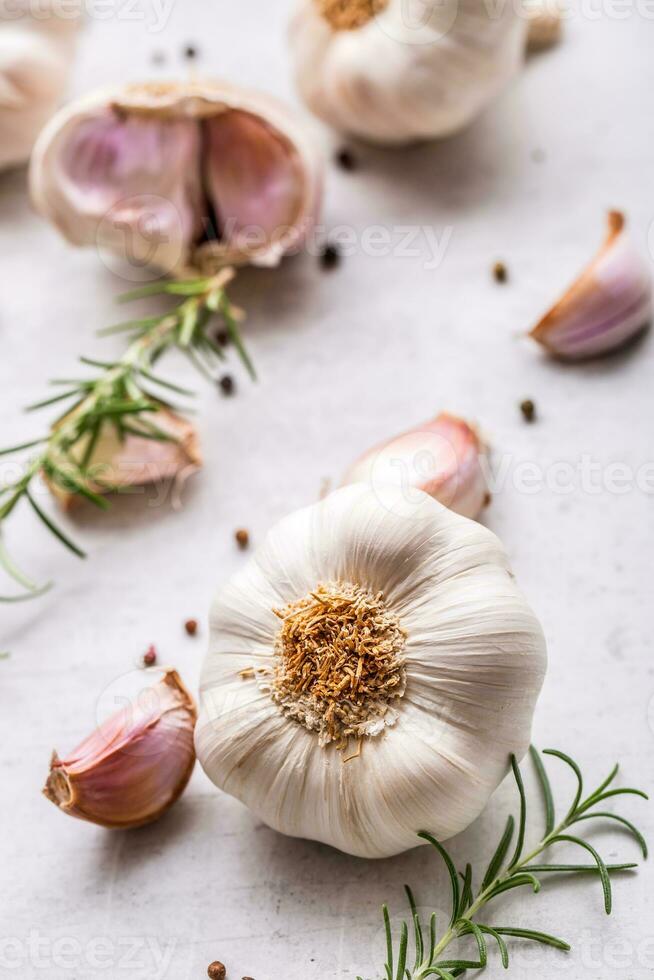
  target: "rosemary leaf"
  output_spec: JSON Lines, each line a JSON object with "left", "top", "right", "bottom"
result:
{"left": 529, "top": 745, "right": 555, "bottom": 836}
{"left": 26, "top": 490, "right": 86, "bottom": 558}
{"left": 571, "top": 812, "right": 648, "bottom": 859}
{"left": 481, "top": 816, "right": 514, "bottom": 891}
{"left": 548, "top": 835, "right": 611, "bottom": 913}
{"left": 543, "top": 749, "right": 584, "bottom": 821}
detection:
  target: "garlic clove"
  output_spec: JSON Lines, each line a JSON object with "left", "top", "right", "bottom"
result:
{"left": 49, "top": 110, "right": 204, "bottom": 275}
{"left": 46, "top": 406, "right": 201, "bottom": 511}
{"left": 204, "top": 110, "right": 306, "bottom": 267}
{"left": 530, "top": 212, "right": 653, "bottom": 361}
{"left": 43, "top": 668, "right": 197, "bottom": 829}
{"left": 0, "top": 8, "right": 80, "bottom": 171}
{"left": 342, "top": 412, "right": 490, "bottom": 519}
{"left": 289, "top": 0, "right": 527, "bottom": 145}
{"left": 29, "top": 81, "right": 323, "bottom": 275}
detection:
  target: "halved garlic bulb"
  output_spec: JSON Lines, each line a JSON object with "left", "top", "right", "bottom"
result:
{"left": 289, "top": 0, "right": 528, "bottom": 145}
{"left": 530, "top": 212, "right": 652, "bottom": 360}
{"left": 0, "top": 1, "right": 80, "bottom": 171}
{"left": 44, "top": 668, "right": 197, "bottom": 829}
{"left": 342, "top": 411, "right": 490, "bottom": 519}
{"left": 196, "top": 483, "right": 547, "bottom": 858}
{"left": 29, "top": 81, "right": 323, "bottom": 275}
{"left": 46, "top": 407, "right": 201, "bottom": 510}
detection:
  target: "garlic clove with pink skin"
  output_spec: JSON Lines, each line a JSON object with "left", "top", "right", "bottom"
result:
{"left": 43, "top": 669, "right": 197, "bottom": 829}
{"left": 46, "top": 406, "right": 202, "bottom": 511}
{"left": 530, "top": 212, "right": 652, "bottom": 361}
{"left": 29, "top": 80, "right": 323, "bottom": 276}
{"left": 342, "top": 412, "right": 491, "bottom": 520}
{"left": 203, "top": 110, "right": 307, "bottom": 267}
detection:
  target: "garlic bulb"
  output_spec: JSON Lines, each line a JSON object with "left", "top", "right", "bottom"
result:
{"left": 196, "top": 483, "right": 547, "bottom": 858}
{"left": 0, "top": 1, "right": 79, "bottom": 171}
{"left": 342, "top": 411, "right": 490, "bottom": 519}
{"left": 43, "top": 668, "right": 197, "bottom": 829}
{"left": 288, "top": 0, "right": 528, "bottom": 145}
{"left": 530, "top": 212, "right": 652, "bottom": 360}
{"left": 46, "top": 406, "right": 201, "bottom": 511}
{"left": 29, "top": 80, "right": 323, "bottom": 276}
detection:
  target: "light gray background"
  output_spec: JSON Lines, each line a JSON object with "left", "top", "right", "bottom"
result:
{"left": 1, "top": 3, "right": 653, "bottom": 978}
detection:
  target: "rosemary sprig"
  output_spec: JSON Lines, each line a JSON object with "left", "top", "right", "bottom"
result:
{"left": 361, "top": 746, "right": 647, "bottom": 980}
{"left": 0, "top": 270, "right": 253, "bottom": 601}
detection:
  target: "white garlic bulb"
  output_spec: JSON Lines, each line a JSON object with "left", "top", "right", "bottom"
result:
{"left": 29, "top": 80, "right": 323, "bottom": 276}
{"left": 288, "top": 0, "right": 528, "bottom": 145}
{"left": 196, "top": 483, "right": 547, "bottom": 858}
{"left": 0, "top": 1, "right": 79, "bottom": 171}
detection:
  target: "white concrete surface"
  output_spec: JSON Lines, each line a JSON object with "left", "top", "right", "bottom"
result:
{"left": 1, "top": 4, "right": 653, "bottom": 979}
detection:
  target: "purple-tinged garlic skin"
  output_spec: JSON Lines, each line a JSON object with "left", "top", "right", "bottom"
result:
{"left": 43, "top": 669, "right": 197, "bottom": 829}
{"left": 530, "top": 212, "right": 652, "bottom": 361}
{"left": 342, "top": 411, "right": 491, "bottom": 520}
{"left": 29, "top": 80, "right": 323, "bottom": 276}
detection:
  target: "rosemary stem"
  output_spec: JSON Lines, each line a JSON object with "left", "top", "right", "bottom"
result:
{"left": 417, "top": 815, "right": 574, "bottom": 975}
{"left": 0, "top": 270, "right": 249, "bottom": 596}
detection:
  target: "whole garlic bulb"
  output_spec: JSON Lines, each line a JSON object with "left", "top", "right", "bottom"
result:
{"left": 0, "top": 0, "right": 80, "bottom": 171}
{"left": 288, "top": 0, "right": 528, "bottom": 145}
{"left": 196, "top": 483, "right": 547, "bottom": 858}
{"left": 29, "top": 80, "right": 323, "bottom": 276}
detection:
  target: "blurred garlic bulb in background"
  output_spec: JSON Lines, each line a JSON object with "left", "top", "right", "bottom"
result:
{"left": 44, "top": 669, "right": 197, "bottom": 829}
{"left": 530, "top": 212, "right": 652, "bottom": 360}
{"left": 196, "top": 483, "right": 547, "bottom": 858}
{"left": 343, "top": 411, "right": 490, "bottom": 519}
{"left": 289, "top": 0, "right": 528, "bottom": 145}
{"left": 30, "top": 81, "right": 323, "bottom": 276}
{"left": 0, "top": 0, "right": 80, "bottom": 171}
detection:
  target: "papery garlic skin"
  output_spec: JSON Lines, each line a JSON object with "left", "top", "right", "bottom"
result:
{"left": 44, "top": 669, "right": 197, "bottom": 829}
{"left": 0, "top": 2, "right": 80, "bottom": 170}
{"left": 46, "top": 406, "right": 202, "bottom": 511}
{"left": 196, "top": 484, "right": 546, "bottom": 858}
{"left": 289, "top": 0, "right": 528, "bottom": 145}
{"left": 531, "top": 212, "right": 652, "bottom": 361}
{"left": 29, "top": 81, "right": 323, "bottom": 275}
{"left": 343, "top": 411, "right": 490, "bottom": 520}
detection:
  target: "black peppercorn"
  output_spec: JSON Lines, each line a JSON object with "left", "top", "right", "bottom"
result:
{"left": 520, "top": 399, "right": 536, "bottom": 423}
{"left": 319, "top": 243, "right": 341, "bottom": 271}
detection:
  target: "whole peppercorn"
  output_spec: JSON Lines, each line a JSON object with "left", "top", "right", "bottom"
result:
{"left": 520, "top": 399, "right": 537, "bottom": 423}
{"left": 143, "top": 645, "right": 157, "bottom": 667}
{"left": 184, "top": 44, "right": 198, "bottom": 60}
{"left": 219, "top": 375, "right": 235, "bottom": 396}
{"left": 335, "top": 147, "right": 357, "bottom": 171}
{"left": 319, "top": 243, "right": 341, "bottom": 271}
{"left": 235, "top": 528, "right": 250, "bottom": 550}
{"left": 492, "top": 261, "right": 508, "bottom": 283}
{"left": 207, "top": 963, "right": 226, "bottom": 980}
{"left": 184, "top": 619, "right": 198, "bottom": 636}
